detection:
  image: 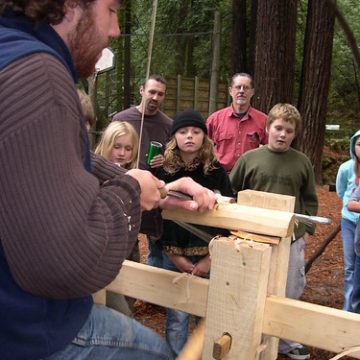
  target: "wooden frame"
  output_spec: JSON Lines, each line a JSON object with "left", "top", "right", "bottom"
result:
{"left": 99, "top": 190, "right": 360, "bottom": 359}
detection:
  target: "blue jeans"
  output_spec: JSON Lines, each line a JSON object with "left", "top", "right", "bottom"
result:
{"left": 44, "top": 305, "right": 173, "bottom": 360}
{"left": 279, "top": 237, "right": 306, "bottom": 354}
{"left": 341, "top": 218, "right": 356, "bottom": 311}
{"left": 162, "top": 253, "right": 206, "bottom": 356}
{"left": 351, "top": 255, "right": 360, "bottom": 313}
{"left": 147, "top": 235, "right": 163, "bottom": 268}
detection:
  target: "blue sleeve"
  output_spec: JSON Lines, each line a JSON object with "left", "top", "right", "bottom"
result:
{"left": 336, "top": 163, "right": 348, "bottom": 199}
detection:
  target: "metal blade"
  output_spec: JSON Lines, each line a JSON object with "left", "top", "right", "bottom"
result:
{"left": 172, "top": 220, "right": 213, "bottom": 243}
{"left": 294, "top": 213, "right": 332, "bottom": 225}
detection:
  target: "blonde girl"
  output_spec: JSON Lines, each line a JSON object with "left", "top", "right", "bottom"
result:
{"left": 95, "top": 121, "right": 139, "bottom": 316}
{"left": 95, "top": 121, "right": 138, "bottom": 169}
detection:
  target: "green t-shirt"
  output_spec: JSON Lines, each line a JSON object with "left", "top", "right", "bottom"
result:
{"left": 230, "top": 146, "right": 318, "bottom": 239}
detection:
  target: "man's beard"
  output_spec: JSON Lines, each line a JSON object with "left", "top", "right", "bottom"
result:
{"left": 68, "top": 9, "right": 108, "bottom": 79}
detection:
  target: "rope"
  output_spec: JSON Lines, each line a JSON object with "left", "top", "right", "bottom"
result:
{"left": 136, "top": 0, "right": 158, "bottom": 168}
{"left": 172, "top": 272, "right": 193, "bottom": 303}
{"left": 329, "top": 346, "right": 360, "bottom": 359}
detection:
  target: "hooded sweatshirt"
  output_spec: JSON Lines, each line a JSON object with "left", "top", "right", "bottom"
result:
{"left": 336, "top": 129, "right": 360, "bottom": 223}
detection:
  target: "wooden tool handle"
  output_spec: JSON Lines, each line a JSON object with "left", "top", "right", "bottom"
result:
{"left": 176, "top": 319, "right": 205, "bottom": 360}
{"left": 159, "top": 187, "right": 168, "bottom": 199}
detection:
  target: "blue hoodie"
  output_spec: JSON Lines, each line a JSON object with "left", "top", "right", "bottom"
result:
{"left": 336, "top": 129, "right": 360, "bottom": 223}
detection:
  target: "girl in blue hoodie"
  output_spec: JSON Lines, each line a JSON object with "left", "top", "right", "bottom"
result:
{"left": 336, "top": 129, "right": 360, "bottom": 311}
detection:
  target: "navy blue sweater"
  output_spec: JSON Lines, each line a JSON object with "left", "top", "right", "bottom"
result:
{"left": 0, "top": 11, "right": 92, "bottom": 360}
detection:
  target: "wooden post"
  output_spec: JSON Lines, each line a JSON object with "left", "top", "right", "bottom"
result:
{"left": 237, "top": 190, "right": 295, "bottom": 360}
{"left": 202, "top": 238, "right": 272, "bottom": 359}
{"left": 194, "top": 76, "right": 199, "bottom": 111}
{"left": 177, "top": 74, "right": 182, "bottom": 112}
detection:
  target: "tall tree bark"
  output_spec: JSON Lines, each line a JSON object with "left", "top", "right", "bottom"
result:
{"left": 253, "top": 0, "right": 297, "bottom": 113}
{"left": 297, "top": 0, "right": 335, "bottom": 183}
{"left": 231, "top": 0, "right": 247, "bottom": 75}
{"left": 248, "top": 0, "right": 257, "bottom": 76}
{"left": 174, "top": 2, "right": 190, "bottom": 75}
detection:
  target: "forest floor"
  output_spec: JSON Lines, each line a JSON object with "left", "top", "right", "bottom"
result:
{"left": 133, "top": 185, "right": 351, "bottom": 360}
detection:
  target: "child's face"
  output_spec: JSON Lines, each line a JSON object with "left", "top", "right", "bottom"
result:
{"left": 109, "top": 133, "right": 134, "bottom": 166}
{"left": 355, "top": 137, "right": 360, "bottom": 159}
{"left": 175, "top": 126, "right": 204, "bottom": 159}
{"left": 267, "top": 118, "right": 296, "bottom": 153}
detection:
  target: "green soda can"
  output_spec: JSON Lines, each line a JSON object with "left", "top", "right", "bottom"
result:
{"left": 146, "top": 141, "right": 163, "bottom": 166}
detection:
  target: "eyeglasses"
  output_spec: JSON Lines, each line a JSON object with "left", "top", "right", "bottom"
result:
{"left": 233, "top": 85, "right": 252, "bottom": 91}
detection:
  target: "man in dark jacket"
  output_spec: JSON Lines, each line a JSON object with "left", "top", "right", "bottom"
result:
{"left": 0, "top": 1, "right": 215, "bottom": 359}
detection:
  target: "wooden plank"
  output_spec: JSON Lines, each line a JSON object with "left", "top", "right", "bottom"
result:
{"left": 263, "top": 296, "right": 360, "bottom": 358}
{"left": 162, "top": 203, "right": 295, "bottom": 238}
{"left": 202, "top": 238, "right": 272, "bottom": 359}
{"left": 106, "top": 260, "right": 208, "bottom": 317}
{"left": 237, "top": 189, "right": 296, "bottom": 212}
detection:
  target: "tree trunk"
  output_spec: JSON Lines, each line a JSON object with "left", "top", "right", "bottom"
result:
{"left": 248, "top": 0, "right": 257, "bottom": 76}
{"left": 231, "top": 0, "right": 247, "bottom": 75}
{"left": 297, "top": 0, "right": 336, "bottom": 183}
{"left": 175, "top": 2, "right": 190, "bottom": 75}
{"left": 253, "top": 0, "right": 297, "bottom": 113}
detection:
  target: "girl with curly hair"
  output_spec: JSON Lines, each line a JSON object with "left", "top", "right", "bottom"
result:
{"left": 155, "top": 109, "right": 233, "bottom": 356}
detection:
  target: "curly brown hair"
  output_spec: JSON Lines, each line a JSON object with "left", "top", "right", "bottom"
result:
{"left": 163, "top": 135, "right": 218, "bottom": 175}
{"left": 0, "top": 0, "right": 95, "bottom": 25}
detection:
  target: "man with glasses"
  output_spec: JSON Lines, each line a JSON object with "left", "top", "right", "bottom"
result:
{"left": 206, "top": 73, "right": 267, "bottom": 173}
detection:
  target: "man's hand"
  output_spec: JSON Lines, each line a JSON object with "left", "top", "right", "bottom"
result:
{"left": 160, "top": 177, "right": 216, "bottom": 212}
{"left": 149, "top": 154, "right": 165, "bottom": 168}
{"left": 126, "top": 169, "right": 164, "bottom": 211}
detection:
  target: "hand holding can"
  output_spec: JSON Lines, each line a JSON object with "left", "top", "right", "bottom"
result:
{"left": 146, "top": 141, "right": 163, "bottom": 166}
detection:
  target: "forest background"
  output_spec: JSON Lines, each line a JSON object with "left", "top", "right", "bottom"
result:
{"left": 86, "top": 0, "right": 360, "bottom": 184}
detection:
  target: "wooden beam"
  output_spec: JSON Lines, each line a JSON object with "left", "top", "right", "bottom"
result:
{"left": 162, "top": 203, "right": 295, "bottom": 238}
{"left": 263, "top": 296, "right": 360, "bottom": 358}
{"left": 106, "top": 259, "right": 208, "bottom": 317}
{"left": 236, "top": 189, "right": 296, "bottom": 212}
{"left": 202, "top": 239, "right": 272, "bottom": 359}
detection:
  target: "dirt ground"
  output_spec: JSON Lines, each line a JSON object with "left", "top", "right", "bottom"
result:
{"left": 134, "top": 185, "right": 349, "bottom": 359}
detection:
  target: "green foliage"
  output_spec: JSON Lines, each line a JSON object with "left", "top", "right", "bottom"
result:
{"left": 327, "top": 0, "right": 360, "bottom": 136}
{"left": 99, "top": 0, "right": 360, "bottom": 139}
{"left": 128, "top": 0, "right": 232, "bottom": 82}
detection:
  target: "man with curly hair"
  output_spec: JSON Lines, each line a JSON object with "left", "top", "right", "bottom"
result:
{"left": 0, "top": 1, "right": 216, "bottom": 359}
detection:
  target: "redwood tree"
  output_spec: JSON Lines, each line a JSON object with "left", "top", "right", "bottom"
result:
{"left": 253, "top": 0, "right": 297, "bottom": 113}
{"left": 231, "top": 0, "right": 247, "bottom": 75}
{"left": 248, "top": 0, "right": 258, "bottom": 76}
{"left": 297, "top": 0, "right": 336, "bottom": 183}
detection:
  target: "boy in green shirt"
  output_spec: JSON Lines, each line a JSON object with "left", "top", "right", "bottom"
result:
{"left": 230, "top": 103, "right": 318, "bottom": 360}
